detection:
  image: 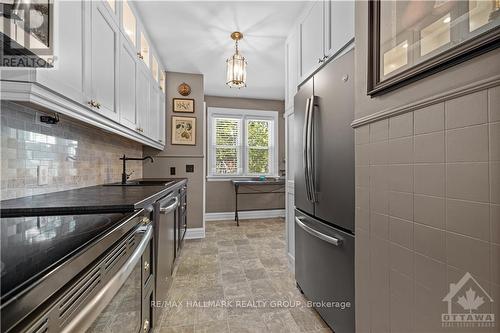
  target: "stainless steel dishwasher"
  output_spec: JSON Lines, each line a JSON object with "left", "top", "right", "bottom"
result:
{"left": 154, "top": 193, "right": 179, "bottom": 302}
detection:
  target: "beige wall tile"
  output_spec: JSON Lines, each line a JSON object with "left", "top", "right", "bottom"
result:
{"left": 370, "top": 119, "right": 389, "bottom": 143}
{"left": 414, "top": 164, "right": 445, "bottom": 197}
{"left": 446, "top": 231, "right": 490, "bottom": 281}
{"left": 371, "top": 212, "right": 389, "bottom": 240}
{"left": 355, "top": 207, "right": 369, "bottom": 232}
{"left": 491, "top": 162, "right": 500, "bottom": 204}
{"left": 389, "top": 216, "right": 413, "bottom": 249}
{"left": 490, "top": 122, "right": 500, "bottom": 161}
{"left": 414, "top": 194, "right": 445, "bottom": 229}
{"left": 414, "top": 132, "right": 445, "bottom": 163}
{"left": 388, "top": 164, "right": 413, "bottom": 193}
{"left": 356, "top": 186, "right": 370, "bottom": 210}
{"left": 389, "top": 273, "right": 414, "bottom": 333}
{"left": 389, "top": 191, "right": 413, "bottom": 221}
{"left": 414, "top": 253, "right": 447, "bottom": 292}
{"left": 489, "top": 86, "right": 500, "bottom": 122}
{"left": 370, "top": 189, "right": 389, "bottom": 215}
{"left": 414, "top": 223, "right": 446, "bottom": 262}
{"left": 446, "top": 124, "right": 489, "bottom": 162}
{"left": 390, "top": 243, "right": 414, "bottom": 277}
{"left": 355, "top": 125, "right": 370, "bottom": 145}
{"left": 492, "top": 204, "right": 500, "bottom": 244}
{"left": 355, "top": 166, "right": 370, "bottom": 187}
{"left": 369, "top": 141, "right": 388, "bottom": 165}
{"left": 446, "top": 162, "right": 489, "bottom": 202}
{"left": 446, "top": 199, "right": 490, "bottom": 241}
{"left": 414, "top": 103, "right": 445, "bottom": 135}
{"left": 445, "top": 90, "right": 488, "bottom": 129}
{"left": 492, "top": 243, "right": 500, "bottom": 285}
{"left": 370, "top": 165, "right": 389, "bottom": 190}
{"left": 355, "top": 144, "right": 370, "bottom": 166}
{"left": 389, "top": 112, "right": 413, "bottom": 139}
{"left": 388, "top": 137, "right": 413, "bottom": 164}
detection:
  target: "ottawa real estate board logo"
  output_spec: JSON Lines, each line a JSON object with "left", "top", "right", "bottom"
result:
{"left": 442, "top": 272, "right": 495, "bottom": 328}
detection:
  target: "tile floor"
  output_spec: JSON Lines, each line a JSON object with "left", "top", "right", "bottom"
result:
{"left": 154, "top": 218, "right": 331, "bottom": 333}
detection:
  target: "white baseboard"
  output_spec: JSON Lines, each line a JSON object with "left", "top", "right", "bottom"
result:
{"left": 205, "top": 209, "right": 285, "bottom": 221}
{"left": 185, "top": 227, "right": 205, "bottom": 239}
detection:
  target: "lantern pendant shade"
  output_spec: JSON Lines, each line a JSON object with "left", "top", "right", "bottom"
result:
{"left": 226, "top": 32, "right": 247, "bottom": 88}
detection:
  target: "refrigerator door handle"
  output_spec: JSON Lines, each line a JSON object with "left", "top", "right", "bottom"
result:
{"left": 303, "top": 98, "right": 312, "bottom": 201}
{"left": 295, "top": 217, "right": 343, "bottom": 246}
{"left": 307, "top": 95, "right": 317, "bottom": 203}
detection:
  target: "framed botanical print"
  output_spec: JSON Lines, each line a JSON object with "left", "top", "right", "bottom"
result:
{"left": 171, "top": 116, "right": 196, "bottom": 145}
{"left": 173, "top": 98, "right": 195, "bottom": 113}
{"left": 368, "top": 0, "right": 500, "bottom": 96}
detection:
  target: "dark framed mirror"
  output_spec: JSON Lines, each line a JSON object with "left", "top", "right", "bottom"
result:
{"left": 367, "top": 0, "right": 500, "bottom": 96}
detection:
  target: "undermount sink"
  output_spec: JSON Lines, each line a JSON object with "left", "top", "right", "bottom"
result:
{"left": 104, "top": 180, "right": 175, "bottom": 187}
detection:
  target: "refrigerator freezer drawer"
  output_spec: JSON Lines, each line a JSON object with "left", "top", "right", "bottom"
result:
{"left": 294, "top": 209, "right": 355, "bottom": 333}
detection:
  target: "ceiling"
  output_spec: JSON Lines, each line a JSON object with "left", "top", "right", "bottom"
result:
{"left": 134, "top": 1, "right": 307, "bottom": 100}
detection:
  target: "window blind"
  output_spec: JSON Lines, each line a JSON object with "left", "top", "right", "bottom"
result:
{"left": 213, "top": 118, "right": 241, "bottom": 175}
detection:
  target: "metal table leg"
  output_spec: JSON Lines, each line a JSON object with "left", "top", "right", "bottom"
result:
{"left": 235, "top": 184, "right": 239, "bottom": 226}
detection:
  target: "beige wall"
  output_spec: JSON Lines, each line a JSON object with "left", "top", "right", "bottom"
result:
{"left": 354, "top": 2, "right": 500, "bottom": 333}
{"left": 144, "top": 72, "right": 205, "bottom": 229}
{"left": 204, "top": 96, "right": 285, "bottom": 213}
{"left": 1, "top": 101, "right": 143, "bottom": 200}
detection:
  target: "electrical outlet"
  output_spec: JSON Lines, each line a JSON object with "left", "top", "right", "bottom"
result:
{"left": 37, "top": 165, "right": 49, "bottom": 185}
{"left": 170, "top": 167, "right": 176, "bottom": 175}
{"left": 186, "top": 164, "right": 194, "bottom": 173}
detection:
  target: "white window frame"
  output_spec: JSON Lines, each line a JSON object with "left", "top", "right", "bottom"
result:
{"left": 207, "top": 107, "right": 279, "bottom": 180}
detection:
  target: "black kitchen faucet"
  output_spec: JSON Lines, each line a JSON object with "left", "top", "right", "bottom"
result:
{"left": 120, "top": 154, "right": 154, "bottom": 184}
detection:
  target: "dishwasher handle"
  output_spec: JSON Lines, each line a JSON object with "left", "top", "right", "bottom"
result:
{"left": 160, "top": 197, "right": 179, "bottom": 214}
{"left": 295, "top": 217, "right": 342, "bottom": 247}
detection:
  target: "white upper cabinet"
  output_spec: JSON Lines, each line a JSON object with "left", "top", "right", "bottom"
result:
{"left": 139, "top": 29, "right": 150, "bottom": 68}
{"left": 89, "top": 1, "right": 119, "bottom": 121}
{"left": 36, "top": 0, "right": 86, "bottom": 104}
{"left": 299, "top": 1, "right": 324, "bottom": 80}
{"left": 297, "top": 0, "right": 355, "bottom": 83}
{"left": 122, "top": 0, "right": 136, "bottom": 47}
{"left": 119, "top": 34, "right": 137, "bottom": 130}
{"left": 136, "top": 64, "right": 150, "bottom": 135}
{"left": 324, "top": 0, "right": 354, "bottom": 58}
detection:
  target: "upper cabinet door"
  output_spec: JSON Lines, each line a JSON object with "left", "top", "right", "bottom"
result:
{"left": 324, "top": 0, "right": 354, "bottom": 58}
{"left": 159, "top": 92, "right": 166, "bottom": 144}
{"left": 119, "top": 34, "right": 137, "bottom": 130}
{"left": 90, "top": 2, "right": 119, "bottom": 121}
{"left": 37, "top": 1, "right": 85, "bottom": 104}
{"left": 136, "top": 65, "right": 150, "bottom": 135}
{"left": 149, "top": 81, "right": 160, "bottom": 141}
{"left": 299, "top": 1, "right": 324, "bottom": 80}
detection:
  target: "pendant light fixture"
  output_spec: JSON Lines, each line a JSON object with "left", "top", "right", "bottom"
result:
{"left": 226, "top": 31, "right": 247, "bottom": 88}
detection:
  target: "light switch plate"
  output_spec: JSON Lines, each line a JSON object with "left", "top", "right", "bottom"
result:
{"left": 37, "top": 165, "right": 48, "bottom": 185}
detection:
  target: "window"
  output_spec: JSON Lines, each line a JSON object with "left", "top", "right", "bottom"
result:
{"left": 208, "top": 108, "right": 278, "bottom": 178}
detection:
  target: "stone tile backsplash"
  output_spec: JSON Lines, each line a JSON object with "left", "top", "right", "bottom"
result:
{"left": 1, "top": 101, "right": 143, "bottom": 200}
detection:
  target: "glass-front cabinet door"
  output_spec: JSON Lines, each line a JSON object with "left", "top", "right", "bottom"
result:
{"left": 122, "top": 0, "right": 136, "bottom": 47}
{"left": 152, "top": 55, "right": 159, "bottom": 82}
{"left": 160, "top": 71, "right": 166, "bottom": 92}
{"left": 368, "top": 0, "right": 500, "bottom": 95}
{"left": 140, "top": 31, "right": 150, "bottom": 68}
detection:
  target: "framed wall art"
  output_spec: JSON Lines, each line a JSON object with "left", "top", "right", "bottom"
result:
{"left": 368, "top": 0, "right": 500, "bottom": 96}
{"left": 171, "top": 116, "right": 196, "bottom": 145}
{"left": 173, "top": 98, "right": 195, "bottom": 113}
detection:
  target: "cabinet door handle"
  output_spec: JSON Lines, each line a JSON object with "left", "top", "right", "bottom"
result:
{"left": 95, "top": 101, "right": 101, "bottom": 109}
{"left": 88, "top": 100, "right": 96, "bottom": 107}
{"left": 318, "top": 57, "right": 324, "bottom": 63}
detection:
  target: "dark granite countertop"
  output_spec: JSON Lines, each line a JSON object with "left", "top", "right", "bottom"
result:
{"left": 0, "top": 178, "right": 187, "bottom": 217}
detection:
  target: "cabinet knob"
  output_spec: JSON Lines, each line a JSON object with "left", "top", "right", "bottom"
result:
{"left": 143, "top": 319, "right": 150, "bottom": 332}
{"left": 318, "top": 58, "right": 324, "bottom": 63}
{"left": 137, "top": 52, "right": 144, "bottom": 60}
{"left": 88, "top": 100, "right": 96, "bottom": 107}
{"left": 144, "top": 261, "right": 150, "bottom": 272}
{"left": 95, "top": 101, "right": 101, "bottom": 109}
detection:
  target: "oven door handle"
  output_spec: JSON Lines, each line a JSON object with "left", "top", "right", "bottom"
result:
{"left": 62, "top": 224, "right": 153, "bottom": 333}
{"left": 160, "top": 197, "right": 179, "bottom": 214}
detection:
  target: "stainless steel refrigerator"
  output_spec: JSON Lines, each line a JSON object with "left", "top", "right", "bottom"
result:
{"left": 294, "top": 49, "right": 355, "bottom": 333}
